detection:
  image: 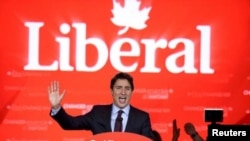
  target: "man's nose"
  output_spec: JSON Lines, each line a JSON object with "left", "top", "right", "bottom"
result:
{"left": 121, "top": 88, "right": 126, "bottom": 94}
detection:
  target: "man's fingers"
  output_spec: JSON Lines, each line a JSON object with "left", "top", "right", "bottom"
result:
{"left": 56, "top": 81, "right": 59, "bottom": 91}
{"left": 53, "top": 81, "right": 57, "bottom": 91}
{"left": 60, "top": 90, "right": 66, "bottom": 100}
{"left": 50, "top": 81, "right": 54, "bottom": 92}
{"left": 48, "top": 81, "right": 60, "bottom": 92}
{"left": 48, "top": 81, "right": 59, "bottom": 95}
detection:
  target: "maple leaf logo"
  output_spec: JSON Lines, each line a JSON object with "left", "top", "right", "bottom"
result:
{"left": 111, "top": 0, "right": 152, "bottom": 35}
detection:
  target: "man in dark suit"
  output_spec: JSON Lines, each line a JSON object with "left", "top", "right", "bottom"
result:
{"left": 48, "top": 72, "right": 154, "bottom": 140}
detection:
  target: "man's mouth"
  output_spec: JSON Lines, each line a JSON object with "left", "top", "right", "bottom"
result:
{"left": 119, "top": 97, "right": 126, "bottom": 103}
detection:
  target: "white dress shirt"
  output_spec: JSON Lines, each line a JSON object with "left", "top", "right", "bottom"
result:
{"left": 111, "top": 104, "right": 130, "bottom": 132}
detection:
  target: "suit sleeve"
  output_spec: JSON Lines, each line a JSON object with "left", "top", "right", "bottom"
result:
{"left": 141, "top": 113, "right": 155, "bottom": 140}
{"left": 50, "top": 107, "right": 93, "bottom": 130}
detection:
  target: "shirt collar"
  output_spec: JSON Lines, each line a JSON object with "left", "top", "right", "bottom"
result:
{"left": 112, "top": 104, "right": 130, "bottom": 116}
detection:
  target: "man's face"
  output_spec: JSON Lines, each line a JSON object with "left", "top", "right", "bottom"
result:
{"left": 111, "top": 79, "right": 133, "bottom": 108}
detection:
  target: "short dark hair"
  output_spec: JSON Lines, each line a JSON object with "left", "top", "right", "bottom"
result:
{"left": 110, "top": 72, "right": 134, "bottom": 91}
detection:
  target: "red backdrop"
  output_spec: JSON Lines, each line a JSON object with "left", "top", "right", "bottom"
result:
{"left": 1, "top": 0, "right": 250, "bottom": 141}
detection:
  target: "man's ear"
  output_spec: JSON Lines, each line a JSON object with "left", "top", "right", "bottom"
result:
{"left": 110, "top": 88, "right": 114, "bottom": 95}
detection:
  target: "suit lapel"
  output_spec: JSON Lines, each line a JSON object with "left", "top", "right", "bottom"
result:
{"left": 125, "top": 106, "right": 135, "bottom": 132}
{"left": 103, "top": 104, "right": 112, "bottom": 132}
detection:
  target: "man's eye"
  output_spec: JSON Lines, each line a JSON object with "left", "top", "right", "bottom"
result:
{"left": 126, "top": 88, "right": 131, "bottom": 90}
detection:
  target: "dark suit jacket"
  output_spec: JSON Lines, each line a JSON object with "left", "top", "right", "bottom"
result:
{"left": 51, "top": 104, "right": 154, "bottom": 140}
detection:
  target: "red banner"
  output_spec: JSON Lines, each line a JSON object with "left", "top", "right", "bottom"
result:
{"left": 1, "top": 0, "right": 250, "bottom": 140}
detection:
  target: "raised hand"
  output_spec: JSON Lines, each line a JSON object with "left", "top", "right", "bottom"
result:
{"left": 48, "top": 81, "right": 65, "bottom": 109}
{"left": 172, "top": 119, "right": 180, "bottom": 141}
{"left": 184, "top": 122, "right": 196, "bottom": 135}
{"left": 184, "top": 122, "right": 204, "bottom": 141}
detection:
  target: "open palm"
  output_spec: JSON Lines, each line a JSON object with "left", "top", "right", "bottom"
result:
{"left": 48, "top": 81, "right": 65, "bottom": 109}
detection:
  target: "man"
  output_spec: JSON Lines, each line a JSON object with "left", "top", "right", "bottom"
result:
{"left": 48, "top": 72, "right": 155, "bottom": 140}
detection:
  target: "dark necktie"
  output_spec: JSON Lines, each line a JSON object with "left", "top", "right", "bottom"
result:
{"left": 114, "top": 110, "right": 123, "bottom": 132}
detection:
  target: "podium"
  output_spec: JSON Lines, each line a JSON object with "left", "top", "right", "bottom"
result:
{"left": 86, "top": 132, "right": 152, "bottom": 141}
